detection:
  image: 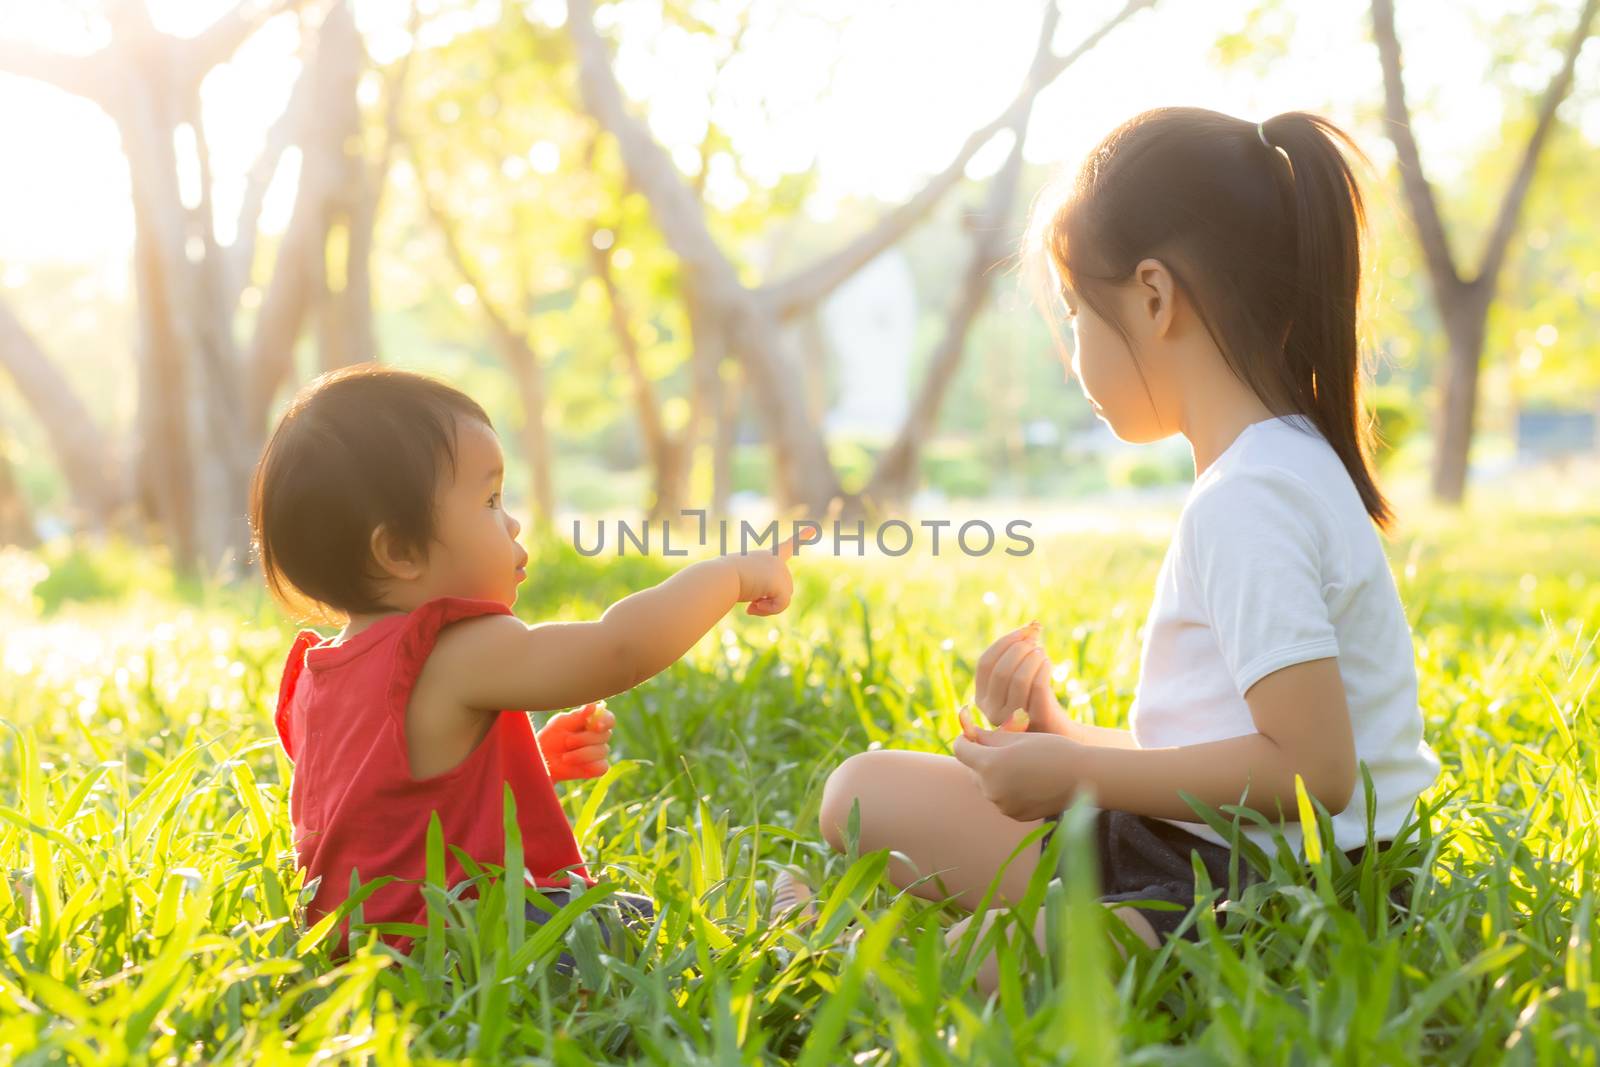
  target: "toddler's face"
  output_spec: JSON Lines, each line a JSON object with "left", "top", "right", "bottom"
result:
{"left": 427, "top": 417, "right": 528, "bottom": 607}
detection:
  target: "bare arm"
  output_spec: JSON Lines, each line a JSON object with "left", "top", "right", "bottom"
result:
{"left": 436, "top": 549, "right": 793, "bottom": 713}
{"left": 1065, "top": 657, "right": 1358, "bottom": 820}
{"left": 1055, "top": 719, "right": 1141, "bottom": 749}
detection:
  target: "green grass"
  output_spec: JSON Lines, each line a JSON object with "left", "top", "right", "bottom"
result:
{"left": 0, "top": 487, "right": 1596, "bottom": 1064}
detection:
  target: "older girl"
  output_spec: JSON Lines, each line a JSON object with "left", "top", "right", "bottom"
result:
{"left": 779, "top": 108, "right": 1441, "bottom": 994}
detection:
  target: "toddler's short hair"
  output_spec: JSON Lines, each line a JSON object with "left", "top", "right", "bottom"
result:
{"left": 249, "top": 363, "right": 493, "bottom": 622}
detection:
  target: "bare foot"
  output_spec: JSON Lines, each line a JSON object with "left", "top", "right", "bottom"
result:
{"left": 768, "top": 866, "right": 870, "bottom": 957}
{"left": 768, "top": 865, "right": 816, "bottom": 927}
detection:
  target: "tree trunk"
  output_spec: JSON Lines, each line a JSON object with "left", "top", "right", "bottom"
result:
{"left": 685, "top": 281, "right": 732, "bottom": 517}
{"left": 1371, "top": 0, "right": 1598, "bottom": 504}
{"left": 410, "top": 140, "right": 558, "bottom": 529}
{"left": 246, "top": 1, "right": 375, "bottom": 443}
{"left": 590, "top": 237, "right": 699, "bottom": 520}
{"left": 313, "top": 11, "right": 372, "bottom": 374}
{"left": 865, "top": 121, "right": 1032, "bottom": 510}
{"left": 496, "top": 333, "right": 557, "bottom": 530}
{"left": 122, "top": 92, "right": 202, "bottom": 577}
{"left": 0, "top": 300, "right": 128, "bottom": 529}
{"left": 0, "top": 1, "right": 358, "bottom": 577}
{"left": 713, "top": 359, "right": 739, "bottom": 518}
{"left": 0, "top": 434, "right": 40, "bottom": 548}
{"left": 1429, "top": 291, "right": 1490, "bottom": 502}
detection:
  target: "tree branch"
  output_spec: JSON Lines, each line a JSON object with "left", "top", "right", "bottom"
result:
{"left": 590, "top": 225, "right": 674, "bottom": 472}
{"left": 227, "top": 55, "right": 314, "bottom": 309}
{"left": 0, "top": 40, "right": 106, "bottom": 102}
{"left": 182, "top": 0, "right": 310, "bottom": 88}
{"left": 1370, "top": 0, "right": 1464, "bottom": 293}
{"left": 568, "top": 0, "right": 743, "bottom": 291}
{"left": 866, "top": 106, "right": 1034, "bottom": 503}
{"left": 755, "top": 0, "right": 1155, "bottom": 319}
{"left": 0, "top": 297, "right": 126, "bottom": 524}
{"left": 407, "top": 139, "right": 532, "bottom": 361}
{"left": 369, "top": 1, "right": 422, "bottom": 199}
{"left": 1472, "top": 0, "right": 1598, "bottom": 290}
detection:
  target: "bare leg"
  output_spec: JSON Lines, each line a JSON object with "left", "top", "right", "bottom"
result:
{"left": 819, "top": 748, "right": 1053, "bottom": 909}
{"left": 819, "top": 747, "right": 1161, "bottom": 995}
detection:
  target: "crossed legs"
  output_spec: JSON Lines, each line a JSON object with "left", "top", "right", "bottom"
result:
{"left": 817, "top": 748, "right": 1161, "bottom": 996}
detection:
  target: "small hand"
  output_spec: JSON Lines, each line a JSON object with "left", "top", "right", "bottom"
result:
{"left": 538, "top": 701, "right": 615, "bottom": 781}
{"left": 738, "top": 533, "right": 796, "bottom": 617}
{"left": 950, "top": 724, "right": 1082, "bottom": 822}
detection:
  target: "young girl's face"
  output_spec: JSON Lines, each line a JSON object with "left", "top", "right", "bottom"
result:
{"left": 1058, "top": 267, "right": 1174, "bottom": 444}
{"left": 422, "top": 417, "right": 528, "bottom": 606}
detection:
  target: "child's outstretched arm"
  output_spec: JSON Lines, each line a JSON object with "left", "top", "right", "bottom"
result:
{"left": 436, "top": 542, "right": 794, "bottom": 713}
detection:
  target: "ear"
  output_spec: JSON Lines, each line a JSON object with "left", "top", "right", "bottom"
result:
{"left": 1133, "top": 258, "right": 1176, "bottom": 338}
{"left": 369, "top": 523, "right": 426, "bottom": 582}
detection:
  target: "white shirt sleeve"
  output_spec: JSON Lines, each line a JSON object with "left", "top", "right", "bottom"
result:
{"left": 1180, "top": 465, "right": 1343, "bottom": 696}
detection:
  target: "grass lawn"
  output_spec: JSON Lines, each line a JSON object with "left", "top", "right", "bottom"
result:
{"left": 0, "top": 486, "right": 1596, "bottom": 1064}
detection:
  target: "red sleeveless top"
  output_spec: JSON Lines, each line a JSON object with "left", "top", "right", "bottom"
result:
{"left": 274, "top": 595, "right": 594, "bottom": 957}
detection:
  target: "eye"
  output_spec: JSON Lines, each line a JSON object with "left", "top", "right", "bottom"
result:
{"left": 487, "top": 492, "right": 500, "bottom": 508}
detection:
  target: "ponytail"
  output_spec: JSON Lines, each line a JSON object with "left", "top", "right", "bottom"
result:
{"left": 1029, "top": 106, "right": 1395, "bottom": 532}
{"left": 1261, "top": 113, "right": 1393, "bottom": 530}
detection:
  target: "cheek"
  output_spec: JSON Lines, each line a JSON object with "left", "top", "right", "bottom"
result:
{"left": 1072, "top": 322, "right": 1108, "bottom": 391}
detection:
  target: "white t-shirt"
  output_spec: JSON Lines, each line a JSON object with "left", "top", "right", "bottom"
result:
{"left": 1128, "top": 413, "right": 1441, "bottom": 855}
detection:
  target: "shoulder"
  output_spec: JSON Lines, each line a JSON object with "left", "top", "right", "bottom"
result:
{"left": 396, "top": 596, "right": 521, "bottom": 658}
{"left": 395, "top": 595, "right": 514, "bottom": 646}
{"left": 1182, "top": 460, "right": 1331, "bottom": 540}
{"left": 274, "top": 628, "right": 324, "bottom": 756}
{"left": 276, "top": 628, "right": 323, "bottom": 708}
{"left": 1178, "top": 447, "right": 1349, "bottom": 585}
{"left": 426, "top": 608, "right": 528, "bottom": 665}
{"left": 397, "top": 598, "right": 528, "bottom": 698}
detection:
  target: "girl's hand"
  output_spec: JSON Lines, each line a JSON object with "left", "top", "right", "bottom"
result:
{"left": 950, "top": 725, "right": 1084, "bottom": 822}
{"left": 974, "top": 621, "right": 1066, "bottom": 731}
{"left": 538, "top": 701, "right": 615, "bottom": 781}
{"left": 956, "top": 703, "right": 1028, "bottom": 742}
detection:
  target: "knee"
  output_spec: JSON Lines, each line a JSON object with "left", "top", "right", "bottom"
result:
{"left": 819, "top": 751, "right": 877, "bottom": 852}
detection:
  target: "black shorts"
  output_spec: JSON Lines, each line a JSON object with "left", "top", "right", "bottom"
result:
{"left": 524, "top": 887, "right": 656, "bottom": 975}
{"left": 1038, "top": 808, "right": 1402, "bottom": 944}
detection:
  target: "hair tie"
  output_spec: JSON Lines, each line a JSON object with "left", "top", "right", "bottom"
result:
{"left": 1256, "top": 121, "right": 1273, "bottom": 149}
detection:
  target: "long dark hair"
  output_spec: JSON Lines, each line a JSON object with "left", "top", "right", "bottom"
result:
{"left": 1028, "top": 107, "right": 1393, "bottom": 531}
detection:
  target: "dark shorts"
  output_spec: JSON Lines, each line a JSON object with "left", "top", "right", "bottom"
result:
{"left": 524, "top": 887, "right": 656, "bottom": 975}
{"left": 1038, "top": 808, "right": 1403, "bottom": 944}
